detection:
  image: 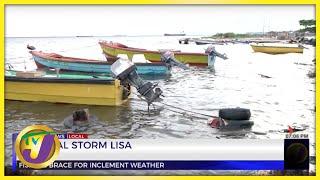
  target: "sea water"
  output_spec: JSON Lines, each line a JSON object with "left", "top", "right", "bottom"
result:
{"left": 5, "top": 35, "right": 316, "bottom": 175}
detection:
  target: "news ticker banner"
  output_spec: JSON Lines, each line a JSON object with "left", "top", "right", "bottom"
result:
{"left": 12, "top": 131, "right": 310, "bottom": 171}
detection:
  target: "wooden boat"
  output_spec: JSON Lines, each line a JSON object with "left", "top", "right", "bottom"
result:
{"left": 5, "top": 70, "right": 130, "bottom": 106}
{"left": 195, "top": 40, "right": 211, "bottom": 45}
{"left": 99, "top": 41, "right": 210, "bottom": 66}
{"left": 250, "top": 43, "right": 303, "bottom": 54}
{"left": 195, "top": 39, "right": 225, "bottom": 45}
{"left": 30, "top": 51, "right": 169, "bottom": 75}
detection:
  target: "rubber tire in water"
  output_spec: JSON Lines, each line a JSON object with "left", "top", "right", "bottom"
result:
{"left": 218, "top": 108, "right": 251, "bottom": 120}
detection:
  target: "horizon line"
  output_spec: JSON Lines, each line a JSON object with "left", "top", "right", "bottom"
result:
{"left": 5, "top": 30, "right": 299, "bottom": 38}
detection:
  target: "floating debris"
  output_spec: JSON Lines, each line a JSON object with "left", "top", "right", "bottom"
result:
{"left": 279, "top": 125, "right": 306, "bottom": 133}
{"left": 258, "top": 74, "right": 272, "bottom": 78}
{"left": 307, "top": 70, "right": 315, "bottom": 78}
{"left": 294, "top": 62, "right": 312, "bottom": 66}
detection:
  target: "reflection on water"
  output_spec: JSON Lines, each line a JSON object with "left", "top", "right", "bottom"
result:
{"left": 5, "top": 36, "right": 316, "bottom": 175}
{"left": 5, "top": 100, "right": 134, "bottom": 137}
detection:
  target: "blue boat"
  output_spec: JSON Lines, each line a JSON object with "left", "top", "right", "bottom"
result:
{"left": 30, "top": 51, "right": 170, "bottom": 76}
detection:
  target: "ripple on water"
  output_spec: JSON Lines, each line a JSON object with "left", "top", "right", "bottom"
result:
{"left": 5, "top": 37, "right": 316, "bottom": 173}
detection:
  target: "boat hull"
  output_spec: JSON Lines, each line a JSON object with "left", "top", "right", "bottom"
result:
{"left": 5, "top": 76, "right": 128, "bottom": 106}
{"left": 99, "top": 41, "right": 209, "bottom": 66}
{"left": 31, "top": 51, "right": 169, "bottom": 75}
{"left": 250, "top": 45, "right": 303, "bottom": 54}
{"left": 195, "top": 41, "right": 211, "bottom": 45}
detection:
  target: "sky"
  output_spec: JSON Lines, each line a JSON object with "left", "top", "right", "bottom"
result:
{"left": 5, "top": 5, "right": 315, "bottom": 37}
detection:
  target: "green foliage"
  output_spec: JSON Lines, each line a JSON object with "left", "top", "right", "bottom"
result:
{"left": 209, "top": 32, "right": 258, "bottom": 39}
{"left": 299, "top": 19, "right": 315, "bottom": 27}
{"left": 206, "top": 19, "right": 316, "bottom": 39}
{"left": 299, "top": 19, "right": 315, "bottom": 33}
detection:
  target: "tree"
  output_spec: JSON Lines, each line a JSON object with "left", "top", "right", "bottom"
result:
{"left": 299, "top": 19, "right": 315, "bottom": 33}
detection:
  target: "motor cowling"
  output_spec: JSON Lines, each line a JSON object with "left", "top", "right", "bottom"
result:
{"left": 111, "top": 58, "right": 163, "bottom": 105}
{"left": 160, "top": 51, "right": 188, "bottom": 70}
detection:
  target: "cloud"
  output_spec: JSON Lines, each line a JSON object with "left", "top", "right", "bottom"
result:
{"left": 5, "top": 5, "right": 315, "bottom": 37}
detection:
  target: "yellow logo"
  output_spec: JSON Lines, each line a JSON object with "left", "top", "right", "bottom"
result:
{"left": 15, "top": 125, "right": 60, "bottom": 169}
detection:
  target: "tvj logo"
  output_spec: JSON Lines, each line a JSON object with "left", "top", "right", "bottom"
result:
{"left": 15, "top": 125, "right": 60, "bottom": 169}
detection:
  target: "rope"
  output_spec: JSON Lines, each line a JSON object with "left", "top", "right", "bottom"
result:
{"left": 124, "top": 86, "right": 218, "bottom": 119}
{"left": 121, "top": 94, "right": 212, "bottom": 121}
{"left": 156, "top": 101, "right": 218, "bottom": 118}
{"left": 158, "top": 105, "right": 210, "bottom": 120}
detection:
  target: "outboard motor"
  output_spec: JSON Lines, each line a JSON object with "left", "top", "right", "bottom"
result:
{"left": 205, "top": 45, "right": 228, "bottom": 68}
{"left": 27, "top": 44, "right": 36, "bottom": 50}
{"left": 160, "top": 51, "right": 188, "bottom": 70}
{"left": 111, "top": 58, "right": 163, "bottom": 107}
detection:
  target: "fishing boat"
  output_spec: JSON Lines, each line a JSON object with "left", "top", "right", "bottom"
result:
{"left": 30, "top": 51, "right": 169, "bottom": 75}
{"left": 195, "top": 40, "right": 211, "bottom": 45}
{"left": 5, "top": 70, "right": 130, "bottom": 106}
{"left": 250, "top": 43, "right": 304, "bottom": 54}
{"left": 194, "top": 39, "right": 226, "bottom": 45}
{"left": 99, "top": 41, "right": 211, "bottom": 66}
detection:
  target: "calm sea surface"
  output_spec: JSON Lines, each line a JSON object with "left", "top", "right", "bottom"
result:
{"left": 4, "top": 36, "right": 316, "bottom": 175}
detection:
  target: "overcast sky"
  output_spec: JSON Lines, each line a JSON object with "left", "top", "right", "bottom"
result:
{"left": 5, "top": 5, "right": 315, "bottom": 37}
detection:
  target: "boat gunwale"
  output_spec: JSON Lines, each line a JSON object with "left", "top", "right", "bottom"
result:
{"left": 99, "top": 41, "right": 207, "bottom": 56}
{"left": 250, "top": 44, "right": 304, "bottom": 49}
{"left": 5, "top": 76, "right": 115, "bottom": 84}
{"left": 103, "top": 51, "right": 208, "bottom": 66}
{"left": 30, "top": 51, "right": 113, "bottom": 64}
{"left": 31, "top": 51, "right": 168, "bottom": 67}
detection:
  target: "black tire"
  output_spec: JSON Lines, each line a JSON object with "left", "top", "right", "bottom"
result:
{"left": 225, "top": 120, "right": 254, "bottom": 128}
{"left": 219, "top": 108, "right": 251, "bottom": 120}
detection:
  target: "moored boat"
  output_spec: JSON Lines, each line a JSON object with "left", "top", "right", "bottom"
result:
{"left": 5, "top": 70, "right": 130, "bottom": 106}
{"left": 250, "top": 43, "right": 304, "bottom": 54}
{"left": 99, "top": 41, "right": 211, "bottom": 66}
{"left": 195, "top": 39, "right": 226, "bottom": 45}
{"left": 30, "top": 51, "right": 169, "bottom": 75}
{"left": 195, "top": 40, "right": 211, "bottom": 45}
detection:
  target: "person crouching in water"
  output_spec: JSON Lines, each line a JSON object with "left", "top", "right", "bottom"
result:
{"left": 64, "top": 109, "right": 90, "bottom": 132}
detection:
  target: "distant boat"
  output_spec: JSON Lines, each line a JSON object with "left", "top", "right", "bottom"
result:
{"left": 5, "top": 70, "right": 130, "bottom": 106}
{"left": 195, "top": 39, "right": 225, "bottom": 45}
{"left": 30, "top": 51, "right": 170, "bottom": 75}
{"left": 164, "top": 33, "right": 186, "bottom": 36}
{"left": 99, "top": 41, "right": 209, "bottom": 66}
{"left": 195, "top": 40, "right": 211, "bottom": 45}
{"left": 250, "top": 43, "right": 304, "bottom": 54}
